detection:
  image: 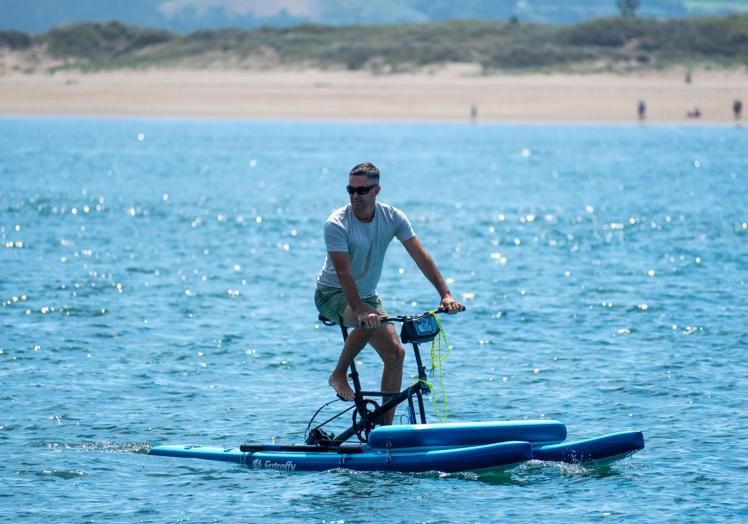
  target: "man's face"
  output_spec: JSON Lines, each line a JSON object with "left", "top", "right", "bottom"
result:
{"left": 347, "top": 174, "right": 380, "bottom": 210}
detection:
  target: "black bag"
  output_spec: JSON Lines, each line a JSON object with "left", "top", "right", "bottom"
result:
{"left": 400, "top": 313, "right": 441, "bottom": 344}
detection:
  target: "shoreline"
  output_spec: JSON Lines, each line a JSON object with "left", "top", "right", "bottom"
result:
{"left": 2, "top": 113, "right": 744, "bottom": 128}
{"left": 1, "top": 69, "right": 746, "bottom": 123}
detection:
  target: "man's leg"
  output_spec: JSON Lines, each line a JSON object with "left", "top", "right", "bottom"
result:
{"left": 328, "top": 306, "right": 376, "bottom": 401}
{"left": 368, "top": 323, "right": 406, "bottom": 425}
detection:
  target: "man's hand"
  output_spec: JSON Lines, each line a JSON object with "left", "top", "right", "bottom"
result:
{"left": 355, "top": 305, "right": 382, "bottom": 330}
{"left": 440, "top": 293, "right": 462, "bottom": 314}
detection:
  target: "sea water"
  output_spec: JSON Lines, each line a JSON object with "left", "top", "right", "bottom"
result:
{"left": 1, "top": 118, "right": 746, "bottom": 523}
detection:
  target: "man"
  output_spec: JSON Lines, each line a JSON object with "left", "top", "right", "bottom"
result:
{"left": 315, "top": 162, "right": 461, "bottom": 424}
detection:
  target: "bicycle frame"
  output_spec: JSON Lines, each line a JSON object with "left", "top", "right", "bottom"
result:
{"left": 310, "top": 308, "right": 455, "bottom": 446}
{"left": 332, "top": 320, "right": 432, "bottom": 443}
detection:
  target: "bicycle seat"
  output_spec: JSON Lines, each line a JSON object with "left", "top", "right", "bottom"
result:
{"left": 318, "top": 314, "right": 338, "bottom": 326}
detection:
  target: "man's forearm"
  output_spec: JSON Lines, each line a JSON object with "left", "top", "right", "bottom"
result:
{"left": 403, "top": 237, "right": 453, "bottom": 299}
{"left": 415, "top": 253, "right": 451, "bottom": 298}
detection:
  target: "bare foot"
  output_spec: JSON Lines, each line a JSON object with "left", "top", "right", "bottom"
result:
{"left": 328, "top": 373, "right": 355, "bottom": 401}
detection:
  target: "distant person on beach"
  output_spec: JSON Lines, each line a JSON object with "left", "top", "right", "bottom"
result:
{"left": 687, "top": 107, "right": 701, "bottom": 119}
{"left": 638, "top": 100, "right": 646, "bottom": 121}
{"left": 470, "top": 104, "right": 477, "bottom": 124}
{"left": 315, "top": 162, "right": 461, "bottom": 421}
{"left": 734, "top": 99, "right": 743, "bottom": 120}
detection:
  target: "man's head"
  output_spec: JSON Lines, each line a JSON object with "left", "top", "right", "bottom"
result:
{"left": 347, "top": 162, "right": 381, "bottom": 214}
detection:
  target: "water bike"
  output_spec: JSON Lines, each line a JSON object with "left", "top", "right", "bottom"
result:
{"left": 150, "top": 308, "right": 644, "bottom": 473}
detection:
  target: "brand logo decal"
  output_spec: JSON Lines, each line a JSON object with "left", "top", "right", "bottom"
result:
{"left": 251, "top": 459, "right": 296, "bottom": 471}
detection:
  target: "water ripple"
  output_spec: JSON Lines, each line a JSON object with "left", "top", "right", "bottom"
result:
{"left": 1, "top": 119, "right": 746, "bottom": 522}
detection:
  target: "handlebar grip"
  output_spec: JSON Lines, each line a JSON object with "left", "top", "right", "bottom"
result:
{"left": 435, "top": 305, "right": 466, "bottom": 313}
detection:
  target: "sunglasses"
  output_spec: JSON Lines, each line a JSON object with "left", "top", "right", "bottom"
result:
{"left": 346, "top": 184, "right": 378, "bottom": 195}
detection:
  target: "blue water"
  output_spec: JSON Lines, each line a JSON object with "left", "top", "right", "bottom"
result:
{"left": 1, "top": 118, "right": 746, "bottom": 522}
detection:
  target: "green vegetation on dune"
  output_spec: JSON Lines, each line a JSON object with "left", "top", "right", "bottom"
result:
{"left": 0, "top": 30, "right": 32, "bottom": 50}
{"left": 44, "top": 22, "right": 173, "bottom": 63}
{"left": 559, "top": 15, "right": 748, "bottom": 63}
{"left": 4, "top": 15, "right": 748, "bottom": 73}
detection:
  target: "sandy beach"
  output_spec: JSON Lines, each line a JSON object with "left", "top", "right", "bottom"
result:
{"left": 1, "top": 68, "right": 746, "bottom": 123}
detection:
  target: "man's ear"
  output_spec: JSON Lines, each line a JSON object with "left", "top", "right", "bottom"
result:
{"left": 373, "top": 185, "right": 381, "bottom": 196}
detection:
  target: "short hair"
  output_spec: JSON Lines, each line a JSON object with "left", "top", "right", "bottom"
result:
{"left": 349, "top": 162, "right": 380, "bottom": 180}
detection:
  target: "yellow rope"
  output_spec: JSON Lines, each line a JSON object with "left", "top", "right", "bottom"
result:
{"left": 424, "top": 310, "right": 450, "bottom": 421}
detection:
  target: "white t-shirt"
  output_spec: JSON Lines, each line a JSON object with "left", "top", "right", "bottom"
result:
{"left": 316, "top": 202, "right": 416, "bottom": 298}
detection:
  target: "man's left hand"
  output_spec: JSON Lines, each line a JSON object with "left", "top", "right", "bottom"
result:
{"left": 440, "top": 294, "right": 462, "bottom": 314}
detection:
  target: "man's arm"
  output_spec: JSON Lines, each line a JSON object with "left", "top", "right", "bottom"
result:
{"left": 402, "top": 236, "right": 461, "bottom": 313}
{"left": 328, "top": 251, "right": 381, "bottom": 327}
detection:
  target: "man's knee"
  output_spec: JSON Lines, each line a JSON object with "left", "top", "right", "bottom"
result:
{"left": 382, "top": 344, "right": 405, "bottom": 368}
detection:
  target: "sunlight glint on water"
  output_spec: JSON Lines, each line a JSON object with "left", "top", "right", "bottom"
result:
{"left": 1, "top": 118, "right": 746, "bottom": 522}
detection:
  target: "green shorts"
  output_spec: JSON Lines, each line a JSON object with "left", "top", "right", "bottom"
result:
{"left": 314, "top": 286, "right": 387, "bottom": 326}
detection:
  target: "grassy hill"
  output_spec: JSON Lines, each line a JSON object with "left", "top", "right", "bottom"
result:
{"left": 2, "top": 15, "right": 748, "bottom": 73}
{"left": 1, "top": 0, "right": 744, "bottom": 34}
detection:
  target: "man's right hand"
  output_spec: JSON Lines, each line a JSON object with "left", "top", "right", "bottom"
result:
{"left": 355, "top": 305, "right": 381, "bottom": 330}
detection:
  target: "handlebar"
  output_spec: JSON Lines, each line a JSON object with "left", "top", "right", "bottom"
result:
{"left": 378, "top": 305, "right": 466, "bottom": 324}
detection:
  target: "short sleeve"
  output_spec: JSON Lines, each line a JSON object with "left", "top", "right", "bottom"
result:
{"left": 394, "top": 208, "right": 416, "bottom": 242}
{"left": 324, "top": 220, "right": 348, "bottom": 252}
